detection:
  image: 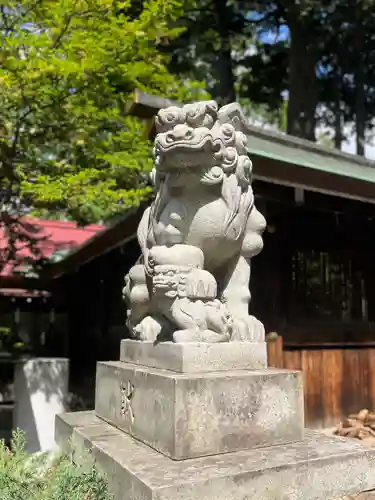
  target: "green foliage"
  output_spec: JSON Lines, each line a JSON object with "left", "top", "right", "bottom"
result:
{"left": 0, "top": 429, "right": 113, "bottom": 500}
{"left": 0, "top": 326, "right": 25, "bottom": 358}
{"left": 316, "top": 130, "right": 334, "bottom": 149}
{"left": 0, "top": 0, "right": 206, "bottom": 224}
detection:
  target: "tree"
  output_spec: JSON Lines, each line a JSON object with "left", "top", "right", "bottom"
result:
{"left": 165, "top": 1, "right": 291, "bottom": 133}
{"left": 311, "top": 1, "right": 375, "bottom": 155}
{"left": 0, "top": 0, "right": 205, "bottom": 270}
{"left": 245, "top": 0, "right": 375, "bottom": 148}
{"left": 0, "top": 0, "right": 205, "bottom": 226}
{"left": 236, "top": 39, "right": 288, "bottom": 127}
{"left": 165, "top": 0, "right": 256, "bottom": 105}
{"left": 240, "top": 0, "right": 330, "bottom": 141}
{"left": 166, "top": 0, "right": 375, "bottom": 149}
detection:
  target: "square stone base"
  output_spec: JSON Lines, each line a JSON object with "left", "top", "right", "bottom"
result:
{"left": 95, "top": 361, "right": 304, "bottom": 459}
{"left": 120, "top": 340, "right": 267, "bottom": 372}
{"left": 56, "top": 411, "right": 375, "bottom": 500}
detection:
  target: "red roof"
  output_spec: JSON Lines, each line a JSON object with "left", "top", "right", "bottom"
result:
{"left": 0, "top": 288, "right": 50, "bottom": 298}
{"left": 0, "top": 217, "right": 104, "bottom": 278}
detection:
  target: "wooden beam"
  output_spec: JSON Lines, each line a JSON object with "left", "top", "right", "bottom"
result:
{"left": 253, "top": 156, "right": 375, "bottom": 205}
{"left": 125, "top": 90, "right": 181, "bottom": 140}
{"left": 126, "top": 90, "right": 180, "bottom": 119}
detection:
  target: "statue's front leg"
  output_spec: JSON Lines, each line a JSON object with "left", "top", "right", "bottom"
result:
{"left": 123, "top": 265, "right": 148, "bottom": 329}
{"left": 124, "top": 262, "right": 170, "bottom": 342}
{"left": 220, "top": 256, "right": 265, "bottom": 342}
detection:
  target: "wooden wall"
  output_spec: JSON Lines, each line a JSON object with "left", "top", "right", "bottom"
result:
{"left": 267, "top": 336, "right": 375, "bottom": 429}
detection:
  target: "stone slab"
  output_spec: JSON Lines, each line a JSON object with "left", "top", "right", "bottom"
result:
{"left": 56, "top": 411, "right": 375, "bottom": 500}
{"left": 95, "top": 361, "right": 304, "bottom": 460}
{"left": 120, "top": 339, "right": 267, "bottom": 372}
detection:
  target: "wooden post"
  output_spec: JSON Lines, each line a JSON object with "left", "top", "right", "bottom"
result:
{"left": 266, "top": 332, "right": 284, "bottom": 368}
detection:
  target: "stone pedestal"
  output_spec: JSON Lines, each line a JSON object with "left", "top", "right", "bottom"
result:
{"left": 97, "top": 341, "right": 302, "bottom": 459}
{"left": 15, "top": 357, "right": 69, "bottom": 453}
{"left": 119, "top": 339, "right": 267, "bottom": 372}
{"left": 56, "top": 342, "right": 375, "bottom": 499}
{"left": 95, "top": 362, "right": 303, "bottom": 459}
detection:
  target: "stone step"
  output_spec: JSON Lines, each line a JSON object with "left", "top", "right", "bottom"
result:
{"left": 94, "top": 361, "right": 304, "bottom": 460}
{"left": 55, "top": 411, "right": 375, "bottom": 500}
{"left": 342, "top": 494, "right": 375, "bottom": 499}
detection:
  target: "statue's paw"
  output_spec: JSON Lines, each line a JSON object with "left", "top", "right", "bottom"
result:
{"left": 173, "top": 329, "right": 201, "bottom": 343}
{"left": 173, "top": 328, "right": 230, "bottom": 343}
{"left": 134, "top": 316, "right": 162, "bottom": 342}
{"left": 230, "top": 315, "right": 265, "bottom": 342}
{"left": 201, "top": 330, "right": 230, "bottom": 343}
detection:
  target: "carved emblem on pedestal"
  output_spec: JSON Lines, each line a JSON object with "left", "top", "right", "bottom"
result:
{"left": 120, "top": 381, "right": 135, "bottom": 424}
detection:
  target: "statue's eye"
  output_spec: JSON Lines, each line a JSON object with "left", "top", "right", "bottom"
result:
{"left": 222, "top": 124, "right": 235, "bottom": 139}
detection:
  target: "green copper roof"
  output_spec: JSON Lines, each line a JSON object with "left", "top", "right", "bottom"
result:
{"left": 127, "top": 90, "right": 375, "bottom": 193}
{"left": 247, "top": 127, "right": 375, "bottom": 184}
{"left": 127, "top": 90, "right": 375, "bottom": 186}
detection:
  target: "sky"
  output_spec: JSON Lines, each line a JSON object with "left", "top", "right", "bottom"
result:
{"left": 341, "top": 134, "right": 375, "bottom": 160}
{"left": 259, "top": 25, "right": 289, "bottom": 44}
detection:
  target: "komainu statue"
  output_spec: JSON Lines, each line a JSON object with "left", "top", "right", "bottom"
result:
{"left": 123, "top": 100, "right": 266, "bottom": 343}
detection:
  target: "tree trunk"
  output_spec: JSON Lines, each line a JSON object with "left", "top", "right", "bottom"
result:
{"left": 334, "top": 65, "right": 342, "bottom": 150}
{"left": 334, "top": 108, "right": 342, "bottom": 150}
{"left": 287, "top": 21, "right": 318, "bottom": 141}
{"left": 355, "top": 53, "right": 366, "bottom": 156}
{"left": 215, "top": 0, "right": 236, "bottom": 105}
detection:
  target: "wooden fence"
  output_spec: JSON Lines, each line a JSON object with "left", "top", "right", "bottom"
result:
{"left": 267, "top": 335, "right": 375, "bottom": 428}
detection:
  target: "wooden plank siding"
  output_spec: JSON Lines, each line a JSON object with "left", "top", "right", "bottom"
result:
{"left": 266, "top": 334, "right": 284, "bottom": 368}
{"left": 267, "top": 336, "right": 375, "bottom": 429}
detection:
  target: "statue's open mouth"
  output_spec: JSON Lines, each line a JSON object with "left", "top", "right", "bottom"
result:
{"left": 153, "top": 280, "right": 171, "bottom": 289}
{"left": 156, "top": 134, "right": 221, "bottom": 154}
{"left": 155, "top": 134, "right": 223, "bottom": 169}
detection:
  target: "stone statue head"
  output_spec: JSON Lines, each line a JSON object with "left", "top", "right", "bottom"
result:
{"left": 148, "top": 101, "right": 263, "bottom": 257}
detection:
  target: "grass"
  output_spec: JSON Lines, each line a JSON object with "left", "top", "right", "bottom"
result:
{"left": 0, "top": 429, "right": 113, "bottom": 500}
